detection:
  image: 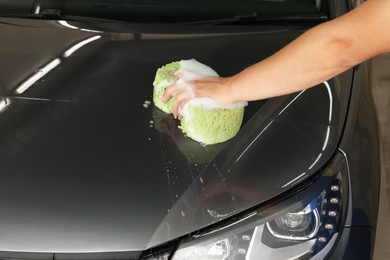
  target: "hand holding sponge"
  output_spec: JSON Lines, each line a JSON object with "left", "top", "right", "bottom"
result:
{"left": 153, "top": 59, "right": 247, "bottom": 145}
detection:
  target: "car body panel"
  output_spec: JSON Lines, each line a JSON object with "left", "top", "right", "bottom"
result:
{"left": 0, "top": 17, "right": 360, "bottom": 253}
{"left": 339, "top": 62, "right": 381, "bottom": 228}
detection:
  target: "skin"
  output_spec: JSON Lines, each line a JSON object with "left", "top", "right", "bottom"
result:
{"left": 162, "top": 0, "right": 390, "bottom": 117}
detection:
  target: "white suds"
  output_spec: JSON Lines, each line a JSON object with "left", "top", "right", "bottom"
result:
{"left": 177, "top": 59, "right": 247, "bottom": 116}
{"left": 181, "top": 97, "right": 247, "bottom": 117}
{"left": 179, "top": 59, "right": 219, "bottom": 79}
{"left": 175, "top": 59, "right": 219, "bottom": 101}
{"left": 189, "top": 97, "right": 247, "bottom": 110}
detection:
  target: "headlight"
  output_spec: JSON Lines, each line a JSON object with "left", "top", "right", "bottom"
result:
{"left": 171, "top": 152, "right": 348, "bottom": 260}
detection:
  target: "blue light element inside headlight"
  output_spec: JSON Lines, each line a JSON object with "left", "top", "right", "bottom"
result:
{"left": 172, "top": 154, "right": 347, "bottom": 260}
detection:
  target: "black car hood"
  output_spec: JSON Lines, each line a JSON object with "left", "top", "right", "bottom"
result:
{"left": 0, "top": 18, "right": 352, "bottom": 253}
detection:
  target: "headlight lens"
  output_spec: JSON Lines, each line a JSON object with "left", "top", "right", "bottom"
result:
{"left": 266, "top": 198, "right": 320, "bottom": 240}
{"left": 172, "top": 154, "right": 347, "bottom": 260}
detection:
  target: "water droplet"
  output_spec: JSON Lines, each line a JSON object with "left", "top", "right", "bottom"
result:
{"left": 181, "top": 211, "right": 186, "bottom": 217}
{"left": 143, "top": 100, "right": 152, "bottom": 108}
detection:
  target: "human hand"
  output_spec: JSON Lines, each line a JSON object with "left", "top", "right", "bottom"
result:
{"left": 162, "top": 72, "right": 233, "bottom": 118}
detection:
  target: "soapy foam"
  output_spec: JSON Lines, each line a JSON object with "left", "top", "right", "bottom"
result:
{"left": 189, "top": 97, "right": 247, "bottom": 109}
{"left": 179, "top": 59, "right": 219, "bottom": 79}
{"left": 177, "top": 59, "right": 218, "bottom": 99}
{"left": 177, "top": 59, "right": 247, "bottom": 116}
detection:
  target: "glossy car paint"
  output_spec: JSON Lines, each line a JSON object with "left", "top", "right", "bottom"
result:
{"left": 0, "top": 1, "right": 380, "bottom": 259}
{"left": 331, "top": 62, "right": 381, "bottom": 260}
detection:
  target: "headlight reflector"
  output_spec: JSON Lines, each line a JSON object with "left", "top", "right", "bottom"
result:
{"left": 266, "top": 199, "right": 320, "bottom": 240}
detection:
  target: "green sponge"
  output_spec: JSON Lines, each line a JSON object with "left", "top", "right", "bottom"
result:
{"left": 152, "top": 59, "right": 246, "bottom": 145}
{"left": 180, "top": 98, "right": 245, "bottom": 144}
{"left": 153, "top": 61, "right": 180, "bottom": 114}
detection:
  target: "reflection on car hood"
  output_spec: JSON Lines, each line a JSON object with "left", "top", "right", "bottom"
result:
{"left": 0, "top": 18, "right": 352, "bottom": 253}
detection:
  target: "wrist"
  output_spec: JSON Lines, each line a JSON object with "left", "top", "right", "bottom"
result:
{"left": 223, "top": 75, "right": 242, "bottom": 104}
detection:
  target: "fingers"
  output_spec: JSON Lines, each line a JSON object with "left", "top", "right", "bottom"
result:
{"left": 162, "top": 82, "right": 180, "bottom": 103}
{"left": 162, "top": 78, "right": 194, "bottom": 118}
{"left": 162, "top": 71, "right": 185, "bottom": 103}
{"left": 172, "top": 91, "right": 191, "bottom": 118}
{"left": 170, "top": 71, "right": 183, "bottom": 78}
{"left": 162, "top": 74, "right": 223, "bottom": 118}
